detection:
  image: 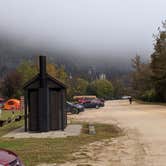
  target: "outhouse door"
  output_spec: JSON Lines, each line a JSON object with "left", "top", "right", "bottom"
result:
{"left": 49, "top": 89, "right": 61, "bottom": 130}
{"left": 28, "top": 90, "right": 39, "bottom": 131}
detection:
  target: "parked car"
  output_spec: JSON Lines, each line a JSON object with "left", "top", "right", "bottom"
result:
{"left": 78, "top": 98, "right": 91, "bottom": 104}
{"left": 3, "top": 99, "right": 20, "bottom": 110}
{"left": 94, "top": 99, "right": 105, "bottom": 107}
{"left": 99, "top": 98, "right": 105, "bottom": 103}
{"left": 66, "top": 102, "right": 84, "bottom": 114}
{"left": 121, "top": 96, "right": 131, "bottom": 100}
{"left": 0, "top": 148, "right": 24, "bottom": 166}
{"left": 83, "top": 100, "right": 101, "bottom": 109}
{"left": 73, "top": 96, "right": 97, "bottom": 103}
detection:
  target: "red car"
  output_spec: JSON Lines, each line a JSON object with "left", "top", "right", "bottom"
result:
{"left": 79, "top": 98, "right": 104, "bottom": 107}
{"left": 0, "top": 148, "right": 24, "bottom": 166}
{"left": 78, "top": 98, "right": 90, "bottom": 104}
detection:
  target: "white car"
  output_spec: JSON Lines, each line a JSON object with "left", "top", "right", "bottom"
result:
{"left": 121, "top": 96, "right": 131, "bottom": 99}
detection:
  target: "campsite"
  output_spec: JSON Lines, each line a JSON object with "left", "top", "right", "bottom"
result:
{"left": 0, "top": 1, "right": 166, "bottom": 166}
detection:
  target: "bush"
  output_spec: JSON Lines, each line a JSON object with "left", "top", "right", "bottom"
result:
{"left": 87, "top": 79, "right": 113, "bottom": 99}
{"left": 140, "top": 89, "right": 156, "bottom": 102}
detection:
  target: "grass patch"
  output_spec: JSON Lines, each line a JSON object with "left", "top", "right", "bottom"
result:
{"left": 0, "top": 120, "right": 24, "bottom": 137}
{"left": 0, "top": 110, "right": 23, "bottom": 121}
{"left": 0, "top": 122, "right": 123, "bottom": 166}
{"left": 0, "top": 110, "right": 24, "bottom": 136}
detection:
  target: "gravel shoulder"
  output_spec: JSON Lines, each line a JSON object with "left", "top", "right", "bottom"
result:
{"left": 63, "top": 100, "right": 166, "bottom": 166}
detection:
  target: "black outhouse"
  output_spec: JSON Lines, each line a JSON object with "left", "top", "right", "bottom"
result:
{"left": 24, "top": 56, "right": 67, "bottom": 132}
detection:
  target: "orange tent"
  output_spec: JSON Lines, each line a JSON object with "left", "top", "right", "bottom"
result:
{"left": 4, "top": 99, "right": 21, "bottom": 110}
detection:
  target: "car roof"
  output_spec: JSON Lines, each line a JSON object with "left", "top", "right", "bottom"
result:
{"left": 0, "top": 148, "right": 17, "bottom": 164}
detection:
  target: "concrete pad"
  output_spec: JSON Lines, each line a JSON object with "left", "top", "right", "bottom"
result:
{"left": 3, "top": 124, "right": 82, "bottom": 138}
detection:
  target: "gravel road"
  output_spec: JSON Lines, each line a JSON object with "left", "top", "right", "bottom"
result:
{"left": 62, "top": 100, "right": 166, "bottom": 166}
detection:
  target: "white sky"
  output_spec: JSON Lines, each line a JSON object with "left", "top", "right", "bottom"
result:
{"left": 0, "top": 0, "right": 165, "bottom": 58}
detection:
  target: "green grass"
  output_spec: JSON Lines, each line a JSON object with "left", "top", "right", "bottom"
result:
{"left": 0, "top": 110, "right": 24, "bottom": 136}
{"left": 0, "top": 122, "right": 123, "bottom": 166}
{"left": 0, "top": 120, "right": 24, "bottom": 137}
{"left": 0, "top": 110, "right": 23, "bottom": 121}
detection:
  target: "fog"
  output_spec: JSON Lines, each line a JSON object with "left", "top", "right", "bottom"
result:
{"left": 0, "top": 0, "right": 165, "bottom": 59}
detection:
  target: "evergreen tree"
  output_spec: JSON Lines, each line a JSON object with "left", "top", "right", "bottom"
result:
{"left": 151, "top": 21, "right": 166, "bottom": 101}
{"left": 131, "top": 55, "right": 153, "bottom": 100}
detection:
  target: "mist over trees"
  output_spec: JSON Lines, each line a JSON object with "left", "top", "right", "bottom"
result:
{"left": 0, "top": 37, "right": 131, "bottom": 82}
{"left": 0, "top": 38, "right": 130, "bottom": 99}
{"left": 1, "top": 21, "right": 165, "bottom": 102}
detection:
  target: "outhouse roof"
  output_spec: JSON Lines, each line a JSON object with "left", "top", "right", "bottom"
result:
{"left": 23, "top": 73, "right": 67, "bottom": 89}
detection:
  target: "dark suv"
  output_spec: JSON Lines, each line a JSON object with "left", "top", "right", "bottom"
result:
{"left": 66, "top": 102, "right": 84, "bottom": 114}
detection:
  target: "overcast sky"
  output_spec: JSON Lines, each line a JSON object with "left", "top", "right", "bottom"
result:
{"left": 0, "top": 0, "right": 165, "bottom": 58}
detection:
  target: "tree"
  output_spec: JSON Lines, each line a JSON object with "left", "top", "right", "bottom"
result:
{"left": 66, "top": 77, "right": 89, "bottom": 99}
{"left": 112, "top": 79, "right": 125, "bottom": 99}
{"left": 16, "top": 61, "right": 68, "bottom": 98}
{"left": 132, "top": 54, "right": 141, "bottom": 72}
{"left": 74, "top": 78, "right": 89, "bottom": 95}
{"left": 47, "top": 63, "right": 58, "bottom": 78}
{"left": 87, "top": 79, "right": 113, "bottom": 99}
{"left": 47, "top": 64, "right": 68, "bottom": 83}
{"left": 151, "top": 21, "right": 166, "bottom": 101}
{"left": 131, "top": 55, "right": 153, "bottom": 100}
{"left": 1, "top": 70, "right": 23, "bottom": 98}
{"left": 18, "top": 61, "right": 68, "bottom": 84}
{"left": 0, "top": 61, "right": 38, "bottom": 98}
{"left": 56, "top": 65, "right": 68, "bottom": 83}
{"left": 17, "top": 61, "right": 38, "bottom": 84}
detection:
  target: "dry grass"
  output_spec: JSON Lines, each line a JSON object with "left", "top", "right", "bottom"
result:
{"left": 0, "top": 122, "right": 123, "bottom": 166}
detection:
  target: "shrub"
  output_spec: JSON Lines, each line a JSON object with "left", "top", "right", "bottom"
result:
{"left": 140, "top": 89, "right": 156, "bottom": 102}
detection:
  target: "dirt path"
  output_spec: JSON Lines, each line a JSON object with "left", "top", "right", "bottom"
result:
{"left": 60, "top": 100, "right": 166, "bottom": 166}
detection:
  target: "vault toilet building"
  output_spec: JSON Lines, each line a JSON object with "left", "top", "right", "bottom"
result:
{"left": 24, "top": 56, "right": 67, "bottom": 132}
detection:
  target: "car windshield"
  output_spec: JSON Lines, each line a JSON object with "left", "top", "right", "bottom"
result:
{"left": 67, "top": 102, "right": 72, "bottom": 105}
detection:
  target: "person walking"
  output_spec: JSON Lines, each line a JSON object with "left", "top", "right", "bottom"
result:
{"left": 129, "top": 96, "right": 133, "bottom": 104}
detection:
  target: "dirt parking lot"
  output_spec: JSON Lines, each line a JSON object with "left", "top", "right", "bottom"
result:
{"left": 61, "top": 100, "right": 166, "bottom": 166}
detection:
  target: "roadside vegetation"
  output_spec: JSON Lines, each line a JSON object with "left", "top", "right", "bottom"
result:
{"left": 131, "top": 21, "right": 166, "bottom": 103}
{"left": 0, "top": 121, "right": 122, "bottom": 166}
{"left": 0, "top": 110, "right": 24, "bottom": 136}
{"left": 0, "top": 110, "right": 23, "bottom": 121}
{"left": 0, "top": 58, "right": 116, "bottom": 100}
{"left": 0, "top": 120, "right": 23, "bottom": 137}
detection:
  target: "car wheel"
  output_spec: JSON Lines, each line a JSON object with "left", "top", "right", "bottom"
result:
{"left": 75, "top": 109, "right": 79, "bottom": 114}
{"left": 71, "top": 109, "right": 75, "bottom": 114}
{"left": 74, "top": 108, "right": 79, "bottom": 114}
{"left": 72, "top": 108, "right": 79, "bottom": 114}
{"left": 95, "top": 105, "right": 99, "bottom": 109}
